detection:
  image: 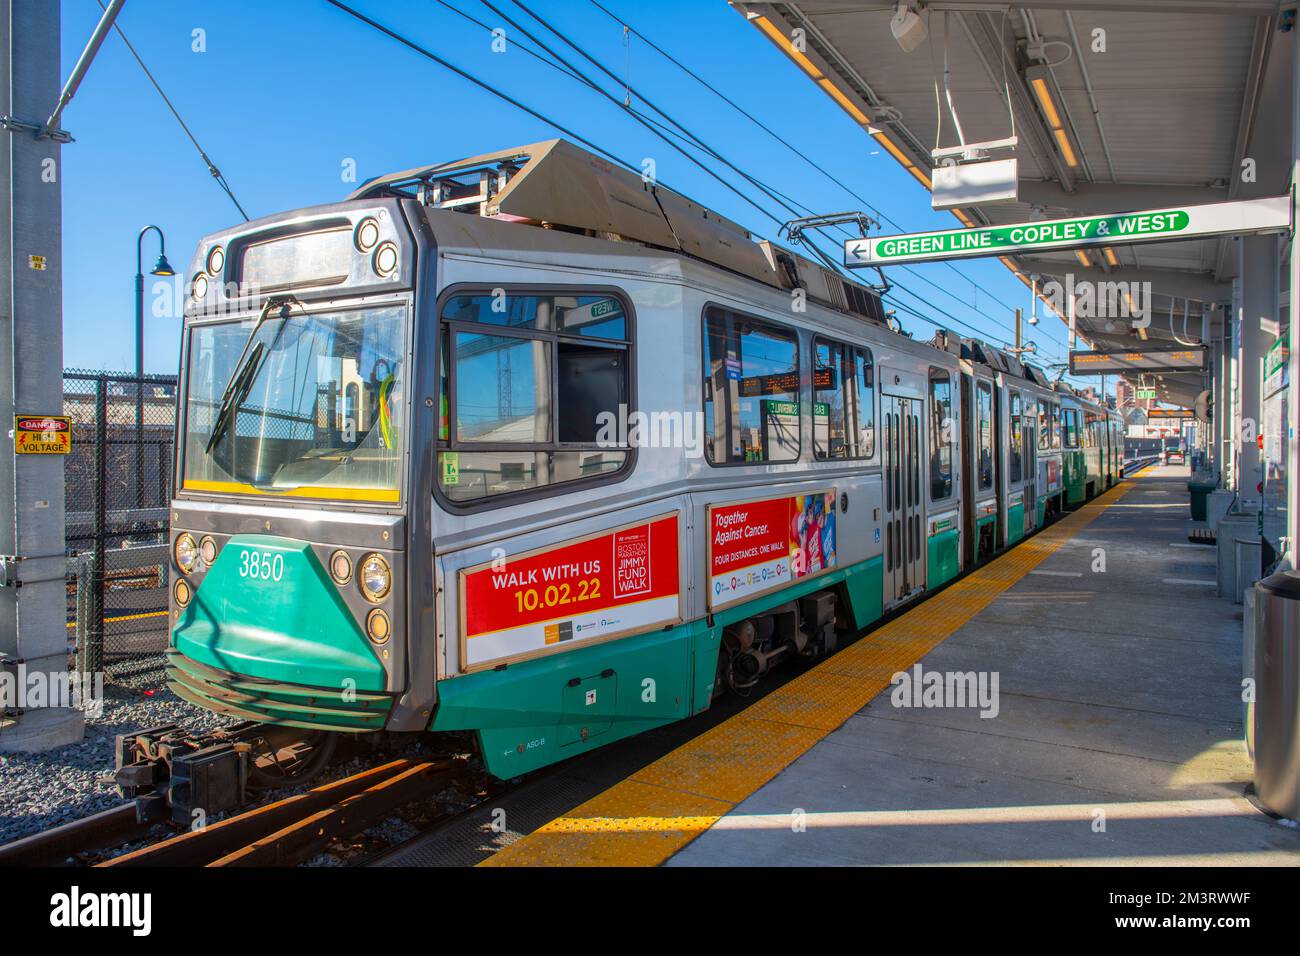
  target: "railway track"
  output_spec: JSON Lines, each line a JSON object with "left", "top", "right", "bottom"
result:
{"left": 0, "top": 755, "right": 476, "bottom": 867}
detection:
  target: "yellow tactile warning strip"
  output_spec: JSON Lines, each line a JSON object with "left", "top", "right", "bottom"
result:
{"left": 482, "top": 478, "right": 1138, "bottom": 866}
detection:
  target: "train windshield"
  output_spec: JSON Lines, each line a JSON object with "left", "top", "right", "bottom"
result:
{"left": 182, "top": 303, "right": 407, "bottom": 503}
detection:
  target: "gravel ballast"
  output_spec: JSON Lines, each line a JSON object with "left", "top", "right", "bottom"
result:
{"left": 0, "top": 671, "right": 229, "bottom": 844}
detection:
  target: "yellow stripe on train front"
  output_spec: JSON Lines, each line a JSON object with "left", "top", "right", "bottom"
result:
{"left": 182, "top": 479, "right": 399, "bottom": 503}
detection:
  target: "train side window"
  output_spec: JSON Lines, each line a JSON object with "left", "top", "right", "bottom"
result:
{"left": 1050, "top": 402, "right": 1062, "bottom": 449}
{"left": 855, "top": 347, "right": 876, "bottom": 458}
{"left": 813, "top": 339, "right": 873, "bottom": 460}
{"left": 928, "top": 367, "right": 953, "bottom": 501}
{"left": 813, "top": 338, "right": 851, "bottom": 459}
{"left": 436, "top": 290, "right": 632, "bottom": 504}
{"left": 1009, "top": 391, "right": 1023, "bottom": 483}
{"left": 703, "top": 306, "right": 799, "bottom": 465}
{"left": 976, "top": 381, "right": 993, "bottom": 491}
{"left": 1038, "top": 399, "right": 1050, "bottom": 451}
{"left": 1063, "top": 408, "right": 1079, "bottom": 449}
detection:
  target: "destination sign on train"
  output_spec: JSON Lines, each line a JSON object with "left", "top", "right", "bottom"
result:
{"left": 844, "top": 196, "right": 1291, "bottom": 267}
{"left": 1068, "top": 347, "right": 1208, "bottom": 375}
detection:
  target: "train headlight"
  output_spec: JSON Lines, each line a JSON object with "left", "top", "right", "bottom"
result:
{"left": 372, "top": 241, "right": 399, "bottom": 277}
{"left": 366, "top": 608, "right": 391, "bottom": 644}
{"left": 174, "top": 533, "right": 198, "bottom": 574}
{"left": 354, "top": 217, "right": 381, "bottom": 253}
{"left": 174, "top": 578, "right": 192, "bottom": 608}
{"left": 359, "top": 553, "right": 391, "bottom": 603}
{"left": 207, "top": 245, "right": 225, "bottom": 276}
{"left": 199, "top": 535, "right": 219, "bottom": 566}
{"left": 329, "top": 549, "right": 353, "bottom": 586}
{"left": 191, "top": 273, "right": 208, "bottom": 302}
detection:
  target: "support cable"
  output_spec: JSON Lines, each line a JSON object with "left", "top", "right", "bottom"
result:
{"left": 96, "top": 0, "right": 249, "bottom": 220}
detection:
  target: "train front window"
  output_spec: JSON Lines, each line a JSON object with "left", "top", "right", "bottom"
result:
{"left": 183, "top": 304, "right": 406, "bottom": 503}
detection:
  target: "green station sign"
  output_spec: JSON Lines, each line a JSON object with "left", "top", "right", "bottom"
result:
{"left": 845, "top": 196, "right": 1291, "bottom": 267}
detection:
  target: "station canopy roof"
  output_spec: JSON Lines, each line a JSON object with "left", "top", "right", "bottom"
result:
{"left": 735, "top": 0, "right": 1291, "bottom": 408}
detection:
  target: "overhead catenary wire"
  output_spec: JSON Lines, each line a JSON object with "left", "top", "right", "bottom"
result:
{"left": 488, "top": 0, "right": 845, "bottom": 256}
{"left": 588, "top": 0, "right": 1081, "bottom": 377}
{"left": 323, "top": 0, "right": 662, "bottom": 185}
{"left": 469, "top": 0, "right": 876, "bottom": 282}
{"left": 95, "top": 0, "right": 249, "bottom": 220}
{"left": 509, "top": 0, "right": 1074, "bottom": 356}
{"left": 333, "top": 1, "right": 1075, "bottom": 371}
{"left": 587, "top": 0, "right": 1030, "bottom": 318}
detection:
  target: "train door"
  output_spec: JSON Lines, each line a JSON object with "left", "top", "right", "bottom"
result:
{"left": 882, "top": 393, "right": 924, "bottom": 606}
{"left": 970, "top": 375, "right": 998, "bottom": 562}
{"left": 998, "top": 382, "right": 1008, "bottom": 546}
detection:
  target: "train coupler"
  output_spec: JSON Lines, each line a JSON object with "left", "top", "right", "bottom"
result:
{"left": 114, "top": 722, "right": 257, "bottom": 825}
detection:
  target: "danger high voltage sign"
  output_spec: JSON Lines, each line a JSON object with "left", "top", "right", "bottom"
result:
{"left": 14, "top": 415, "right": 71, "bottom": 454}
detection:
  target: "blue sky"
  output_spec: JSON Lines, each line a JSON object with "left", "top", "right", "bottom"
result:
{"left": 58, "top": 0, "right": 1081, "bottom": 382}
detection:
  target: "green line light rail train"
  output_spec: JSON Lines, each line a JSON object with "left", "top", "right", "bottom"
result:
{"left": 121, "top": 141, "right": 1125, "bottom": 813}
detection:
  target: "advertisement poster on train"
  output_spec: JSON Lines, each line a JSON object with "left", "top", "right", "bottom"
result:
{"left": 459, "top": 513, "right": 681, "bottom": 670}
{"left": 708, "top": 490, "right": 837, "bottom": 609}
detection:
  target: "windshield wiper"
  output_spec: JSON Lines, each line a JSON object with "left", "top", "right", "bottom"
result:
{"left": 204, "top": 295, "right": 299, "bottom": 454}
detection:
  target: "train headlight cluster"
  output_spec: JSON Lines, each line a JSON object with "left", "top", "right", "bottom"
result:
{"left": 354, "top": 217, "right": 381, "bottom": 253}
{"left": 359, "top": 553, "right": 392, "bottom": 603}
{"left": 174, "top": 533, "right": 198, "bottom": 574}
{"left": 372, "top": 241, "right": 399, "bottom": 277}
{"left": 366, "top": 608, "right": 391, "bottom": 644}
{"left": 206, "top": 245, "right": 225, "bottom": 275}
{"left": 200, "top": 535, "right": 219, "bottom": 566}
{"left": 329, "top": 549, "right": 353, "bottom": 586}
{"left": 191, "top": 273, "right": 208, "bottom": 302}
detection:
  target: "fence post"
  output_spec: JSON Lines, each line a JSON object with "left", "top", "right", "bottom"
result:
{"left": 89, "top": 375, "right": 107, "bottom": 675}
{"left": 75, "top": 555, "right": 98, "bottom": 675}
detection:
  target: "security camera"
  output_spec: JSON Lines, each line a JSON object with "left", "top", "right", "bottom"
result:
{"left": 891, "top": 2, "right": 927, "bottom": 54}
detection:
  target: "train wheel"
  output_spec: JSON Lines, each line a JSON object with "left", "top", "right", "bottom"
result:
{"left": 246, "top": 729, "right": 339, "bottom": 789}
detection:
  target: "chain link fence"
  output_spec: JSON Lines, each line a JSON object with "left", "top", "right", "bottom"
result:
{"left": 63, "top": 370, "right": 178, "bottom": 683}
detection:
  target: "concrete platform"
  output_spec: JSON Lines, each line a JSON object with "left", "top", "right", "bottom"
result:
{"left": 666, "top": 466, "right": 1300, "bottom": 866}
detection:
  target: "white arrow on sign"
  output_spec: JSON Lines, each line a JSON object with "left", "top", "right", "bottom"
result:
{"left": 845, "top": 195, "right": 1293, "bottom": 268}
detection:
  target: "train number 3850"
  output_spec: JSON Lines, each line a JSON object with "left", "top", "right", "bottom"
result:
{"left": 238, "top": 549, "right": 284, "bottom": 582}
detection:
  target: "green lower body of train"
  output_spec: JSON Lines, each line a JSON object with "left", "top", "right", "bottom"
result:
{"left": 168, "top": 538, "right": 887, "bottom": 779}
{"left": 167, "top": 462, "right": 1125, "bottom": 780}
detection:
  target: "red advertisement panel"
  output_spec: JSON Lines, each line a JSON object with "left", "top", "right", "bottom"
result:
{"left": 708, "top": 491, "right": 837, "bottom": 609}
{"left": 460, "top": 513, "right": 681, "bottom": 669}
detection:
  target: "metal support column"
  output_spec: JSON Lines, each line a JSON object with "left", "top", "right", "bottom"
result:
{"left": 1238, "top": 234, "right": 1278, "bottom": 514}
{"left": 1208, "top": 305, "right": 1222, "bottom": 479}
{"left": 1223, "top": 283, "right": 1238, "bottom": 489}
{"left": 1289, "top": 18, "right": 1300, "bottom": 567}
{"left": 0, "top": 0, "right": 83, "bottom": 750}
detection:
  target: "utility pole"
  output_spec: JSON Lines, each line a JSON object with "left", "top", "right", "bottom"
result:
{"left": 1, "top": 0, "right": 103, "bottom": 750}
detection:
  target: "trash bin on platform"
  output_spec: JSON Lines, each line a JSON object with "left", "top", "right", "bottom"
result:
{"left": 1253, "top": 569, "right": 1300, "bottom": 820}
{"left": 1217, "top": 514, "right": 1256, "bottom": 601}
{"left": 1236, "top": 537, "right": 1263, "bottom": 601}
{"left": 1188, "top": 477, "right": 1216, "bottom": 521}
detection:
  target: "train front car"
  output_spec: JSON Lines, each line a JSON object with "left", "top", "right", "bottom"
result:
{"left": 165, "top": 198, "right": 434, "bottom": 745}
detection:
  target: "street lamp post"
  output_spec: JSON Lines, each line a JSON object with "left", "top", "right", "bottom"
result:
{"left": 135, "top": 225, "right": 175, "bottom": 510}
